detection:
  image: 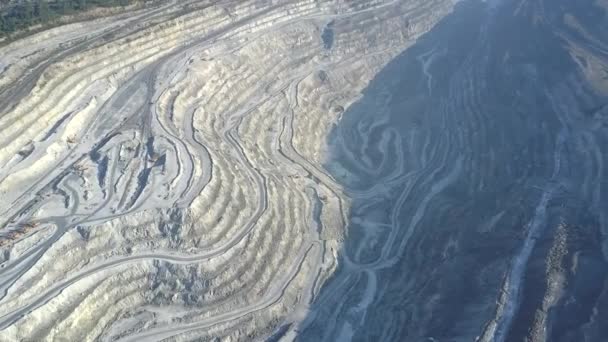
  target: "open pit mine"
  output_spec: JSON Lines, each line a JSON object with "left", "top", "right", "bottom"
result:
{"left": 1, "top": 0, "right": 608, "bottom": 341}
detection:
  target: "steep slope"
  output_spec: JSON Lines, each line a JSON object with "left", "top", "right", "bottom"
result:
{"left": 2, "top": 0, "right": 607, "bottom": 341}
{"left": 300, "top": 0, "right": 608, "bottom": 341}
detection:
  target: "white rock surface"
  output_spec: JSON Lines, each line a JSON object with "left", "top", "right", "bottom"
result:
{"left": 0, "top": 0, "right": 454, "bottom": 341}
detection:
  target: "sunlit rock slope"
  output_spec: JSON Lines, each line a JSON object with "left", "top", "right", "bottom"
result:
{"left": 0, "top": 0, "right": 453, "bottom": 341}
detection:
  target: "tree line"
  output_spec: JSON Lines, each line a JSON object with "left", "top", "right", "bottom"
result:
{"left": 0, "top": 0, "right": 131, "bottom": 35}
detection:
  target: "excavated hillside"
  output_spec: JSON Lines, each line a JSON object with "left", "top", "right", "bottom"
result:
{"left": 0, "top": 0, "right": 453, "bottom": 341}
{"left": 1, "top": 0, "right": 608, "bottom": 341}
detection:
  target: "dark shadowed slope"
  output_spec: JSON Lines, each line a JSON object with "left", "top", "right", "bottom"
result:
{"left": 298, "top": 0, "right": 608, "bottom": 341}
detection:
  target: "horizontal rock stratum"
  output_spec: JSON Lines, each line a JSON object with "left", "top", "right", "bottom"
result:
{"left": 0, "top": 0, "right": 608, "bottom": 341}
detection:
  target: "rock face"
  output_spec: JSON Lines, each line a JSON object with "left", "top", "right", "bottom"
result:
{"left": 300, "top": 1, "right": 608, "bottom": 341}
{"left": 0, "top": 0, "right": 607, "bottom": 341}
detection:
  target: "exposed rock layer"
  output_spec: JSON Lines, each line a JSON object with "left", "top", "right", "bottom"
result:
{"left": 0, "top": 0, "right": 453, "bottom": 340}
{"left": 1, "top": 0, "right": 608, "bottom": 341}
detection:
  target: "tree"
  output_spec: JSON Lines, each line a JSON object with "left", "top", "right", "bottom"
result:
{"left": 38, "top": 0, "right": 50, "bottom": 23}
{"left": 4, "top": 16, "right": 15, "bottom": 32}
{"left": 0, "top": 15, "right": 5, "bottom": 35}
{"left": 20, "top": 1, "right": 34, "bottom": 26}
{"left": 60, "top": 0, "right": 71, "bottom": 15}
{"left": 79, "top": 0, "right": 87, "bottom": 10}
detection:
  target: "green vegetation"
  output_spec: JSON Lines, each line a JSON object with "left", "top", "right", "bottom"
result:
{"left": 0, "top": 0, "right": 133, "bottom": 36}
